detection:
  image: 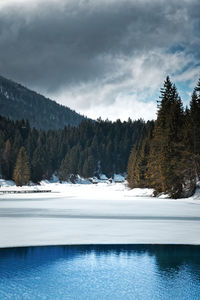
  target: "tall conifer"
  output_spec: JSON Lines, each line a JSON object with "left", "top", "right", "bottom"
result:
{"left": 189, "top": 80, "right": 200, "bottom": 180}
{"left": 13, "top": 147, "right": 30, "bottom": 186}
{"left": 148, "top": 76, "right": 184, "bottom": 198}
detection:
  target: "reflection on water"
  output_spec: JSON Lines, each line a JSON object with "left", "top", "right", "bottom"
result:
{"left": 0, "top": 245, "right": 200, "bottom": 299}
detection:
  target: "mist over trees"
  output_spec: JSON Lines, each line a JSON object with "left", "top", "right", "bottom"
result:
{"left": 127, "top": 76, "right": 200, "bottom": 198}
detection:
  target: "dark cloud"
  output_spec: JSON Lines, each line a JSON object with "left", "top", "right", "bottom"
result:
{"left": 0, "top": 0, "right": 199, "bottom": 120}
{"left": 0, "top": 0, "right": 199, "bottom": 89}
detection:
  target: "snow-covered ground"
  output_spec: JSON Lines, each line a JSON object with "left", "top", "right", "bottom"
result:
{"left": 0, "top": 180, "right": 200, "bottom": 248}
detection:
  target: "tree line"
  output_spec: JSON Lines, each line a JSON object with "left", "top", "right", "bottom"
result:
{"left": 0, "top": 116, "right": 144, "bottom": 185}
{"left": 127, "top": 76, "right": 200, "bottom": 198}
{"left": 1, "top": 75, "right": 199, "bottom": 198}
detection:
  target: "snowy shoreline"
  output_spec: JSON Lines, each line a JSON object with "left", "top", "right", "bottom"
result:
{"left": 0, "top": 181, "right": 200, "bottom": 248}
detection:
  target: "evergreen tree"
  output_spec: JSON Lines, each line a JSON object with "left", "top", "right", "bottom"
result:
{"left": 127, "top": 145, "right": 138, "bottom": 188}
{"left": 13, "top": 147, "right": 30, "bottom": 186}
{"left": 182, "top": 84, "right": 200, "bottom": 190}
{"left": 31, "top": 145, "right": 48, "bottom": 182}
{"left": 148, "top": 77, "right": 184, "bottom": 198}
{"left": 127, "top": 122, "right": 154, "bottom": 188}
{"left": 190, "top": 84, "right": 200, "bottom": 180}
{"left": 0, "top": 130, "right": 5, "bottom": 178}
{"left": 2, "top": 139, "right": 12, "bottom": 179}
{"left": 58, "top": 146, "right": 80, "bottom": 181}
{"left": 82, "top": 155, "right": 95, "bottom": 178}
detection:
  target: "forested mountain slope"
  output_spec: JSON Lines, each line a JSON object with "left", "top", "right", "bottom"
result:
{"left": 0, "top": 75, "right": 86, "bottom": 130}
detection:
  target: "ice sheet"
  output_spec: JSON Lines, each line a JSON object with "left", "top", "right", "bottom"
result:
{"left": 0, "top": 182, "right": 200, "bottom": 247}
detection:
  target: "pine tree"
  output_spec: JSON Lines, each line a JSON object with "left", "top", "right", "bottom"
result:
{"left": 148, "top": 77, "right": 184, "bottom": 198}
{"left": 127, "top": 122, "right": 154, "bottom": 188}
{"left": 2, "top": 139, "right": 12, "bottom": 179}
{"left": 82, "top": 155, "right": 95, "bottom": 178}
{"left": 0, "top": 130, "right": 5, "bottom": 179}
{"left": 31, "top": 146, "right": 48, "bottom": 182}
{"left": 127, "top": 144, "right": 139, "bottom": 188}
{"left": 189, "top": 83, "right": 200, "bottom": 180}
{"left": 58, "top": 146, "right": 79, "bottom": 181}
{"left": 13, "top": 147, "right": 30, "bottom": 186}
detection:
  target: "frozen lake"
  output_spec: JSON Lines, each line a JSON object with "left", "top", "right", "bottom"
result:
{"left": 0, "top": 244, "right": 200, "bottom": 299}
{"left": 0, "top": 183, "right": 200, "bottom": 247}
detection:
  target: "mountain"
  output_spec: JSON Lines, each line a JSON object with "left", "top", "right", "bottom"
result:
{"left": 0, "top": 75, "right": 86, "bottom": 130}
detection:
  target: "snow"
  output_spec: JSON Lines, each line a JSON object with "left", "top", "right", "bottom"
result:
{"left": 113, "top": 173, "right": 125, "bottom": 182}
{"left": 0, "top": 179, "right": 16, "bottom": 187}
{"left": 99, "top": 174, "right": 108, "bottom": 180}
{"left": 0, "top": 181, "right": 200, "bottom": 248}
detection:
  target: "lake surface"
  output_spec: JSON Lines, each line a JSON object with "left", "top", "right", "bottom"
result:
{"left": 0, "top": 245, "right": 200, "bottom": 299}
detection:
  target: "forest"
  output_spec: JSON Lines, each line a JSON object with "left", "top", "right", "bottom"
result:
{"left": 127, "top": 76, "right": 200, "bottom": 198}
{"left": 0, "top": 116, "right": 144, "bottom": 184}
{"left": 0, "top": 76, "right": 199, "bottom": 199}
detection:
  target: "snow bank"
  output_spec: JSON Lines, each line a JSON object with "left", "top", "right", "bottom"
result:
{"left": 125, "top": 187, "right": 154, "bottom": 197}
{"left": 113, "top": 173, "right": 125, "bottom": 182}
{"left": 192, "top": 187, "right": 200, "bottom": 200}
{"left": 0, "top": 179, "right": 15, "bottom": 187}
{"left": 99, "top": 174, "right": 108, "bottom": 180}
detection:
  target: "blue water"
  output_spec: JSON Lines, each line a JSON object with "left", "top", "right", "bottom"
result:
{"left": 0, "top": 245, "right": 200, "bottom": 300}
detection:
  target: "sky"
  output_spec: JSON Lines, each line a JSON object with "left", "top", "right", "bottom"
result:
{"left": 0, "top": 0, "right": 199, "bottom": 121}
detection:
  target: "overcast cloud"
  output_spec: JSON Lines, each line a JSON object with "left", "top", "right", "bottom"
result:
{"left": 0, "top": 0, "right": 200, "bottom": 120}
